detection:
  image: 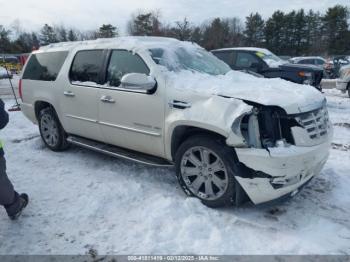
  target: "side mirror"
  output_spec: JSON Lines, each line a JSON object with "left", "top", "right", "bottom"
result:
{"left": 120, "top": 73, "right": 157, "bottom": 94}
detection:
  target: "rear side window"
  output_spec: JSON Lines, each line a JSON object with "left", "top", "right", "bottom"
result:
{"left": 70, "top": 50, "right": 105, "bottom": 84}
{"left": 22, "top": 51, "right": 68, "bottom": 81}
{"left": 106, "top": 50, "right": 150, "bottom": 87}
{"left": 315, "top": 59, "right": 325, "bottom": 65}
{"left": 299, "top": 59, "right": 314, "bottom": 65}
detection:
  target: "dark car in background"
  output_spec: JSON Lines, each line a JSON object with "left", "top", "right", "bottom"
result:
{"left": 211, "top": 47, "right": 324, "bottom": 91}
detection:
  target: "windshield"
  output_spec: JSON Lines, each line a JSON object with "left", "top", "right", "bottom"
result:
{"left": 255, "top": 50, "right": 286, "bottom": 67}
{"left": 149, "top": 47, "right": 231, "bottom": 76}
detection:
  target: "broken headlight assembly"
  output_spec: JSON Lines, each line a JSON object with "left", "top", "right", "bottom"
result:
{"left": 232, "top": 102, "right": 301, "bottom": 149}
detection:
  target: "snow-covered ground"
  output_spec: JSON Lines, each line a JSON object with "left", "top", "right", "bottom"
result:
{"left": 0, "top": 89, "right": 349, "bottom": 255}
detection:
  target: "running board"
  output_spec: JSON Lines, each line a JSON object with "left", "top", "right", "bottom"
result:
{"left": 67, "top": 136, "right": 173, "bottom": 167}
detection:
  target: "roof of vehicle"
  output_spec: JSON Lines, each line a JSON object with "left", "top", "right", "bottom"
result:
{"left": 211, "top": 47, "right": 271, "bottom": 53}
{"left": 37, "top": 36, "right": 186, "bottom": 53}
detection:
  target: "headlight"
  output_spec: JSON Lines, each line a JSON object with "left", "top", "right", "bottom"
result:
{"left": 298, "top": 71, "right": 312, "bottom": 78}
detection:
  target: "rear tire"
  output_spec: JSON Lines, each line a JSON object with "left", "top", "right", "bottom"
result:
{"left": 175, "top": 134, "right": 240, "bottom": 208}
{"left": 38, "top": 107, "right": 69, "bottom": 151}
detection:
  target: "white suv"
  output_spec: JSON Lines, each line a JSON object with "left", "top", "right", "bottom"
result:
{"left": 20, "top": 37, "right": 332, "bottom": 207}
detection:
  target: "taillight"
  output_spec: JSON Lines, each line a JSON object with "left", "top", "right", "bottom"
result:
{"left": 19, "top": 79, "right": 23, "bottom": 100}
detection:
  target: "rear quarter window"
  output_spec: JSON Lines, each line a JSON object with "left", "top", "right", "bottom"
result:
{"left": 22, "top": 51, "right": 68, "bottom": 81}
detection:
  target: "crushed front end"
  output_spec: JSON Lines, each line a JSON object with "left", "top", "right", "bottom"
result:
{"left": 228, "top": 100, "right": 332, "bottom": 204}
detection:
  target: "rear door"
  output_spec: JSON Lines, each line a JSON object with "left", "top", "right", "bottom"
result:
{"left": 98, "top": 50, "right": 165, "bottom": 157}
{"left": 60, "top": 50, "right": 106, "bottom": 142}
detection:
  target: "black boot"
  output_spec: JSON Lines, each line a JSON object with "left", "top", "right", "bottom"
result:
{"left": 5, "top": 193, "right": 29, "bottom": 220}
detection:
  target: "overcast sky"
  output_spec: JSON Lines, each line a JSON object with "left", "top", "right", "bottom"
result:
{"left": 0, "top": 0, "right": 348, "bottom": 34}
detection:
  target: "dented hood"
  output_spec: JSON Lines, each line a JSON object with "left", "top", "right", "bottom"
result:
{"left": 216, "top": 78, "right": 325, "bottom": 114}
{"left": 166, "top": 70, "right": 325, "bottom": 115}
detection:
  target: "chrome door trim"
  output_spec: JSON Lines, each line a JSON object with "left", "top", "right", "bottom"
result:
{"left": 99, "top": 121, "right": 161, "bottom": 137}
{"left": 66, "top": 114, "right": 98, "bottom": 123}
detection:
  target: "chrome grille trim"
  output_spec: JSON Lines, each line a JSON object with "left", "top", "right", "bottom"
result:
{"left": 295, "top": 105, "right": 331, "bottom": 141}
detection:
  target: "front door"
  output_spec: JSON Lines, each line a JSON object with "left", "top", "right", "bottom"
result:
{"left": 98, "top": 50, "right": 165, "bottom": 157}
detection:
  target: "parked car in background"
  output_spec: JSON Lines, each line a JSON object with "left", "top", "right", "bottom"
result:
{"left": 0, "top": 66, "right": 13, "bottom": 79}
{"left": 211, "top": 47, "right": 324, "bottom": 91}
{"left": 290, "top": 56, "right": 326, "bottom": 68}
{"left": 279, "top": 55, "right": 292, "bottom": 61}
{"left": 20, "top": 37, "right": 332, "bottom": 207}
{"left": 336, "top": 64, "right": 350, "bottom": 97}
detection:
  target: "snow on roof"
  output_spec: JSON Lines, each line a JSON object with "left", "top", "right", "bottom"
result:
{"left": 212, "top": 47, "right": 271, "bottom": 53}
{"left": 38, "top": 36, "right": 185, "bottom": 53}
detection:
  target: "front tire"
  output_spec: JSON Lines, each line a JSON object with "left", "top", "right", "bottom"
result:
{"left": 38, "top": 107, "right": 69, "bottom": 151}
{"left": 175, "top": 135, "right": 239, "bottom": 208}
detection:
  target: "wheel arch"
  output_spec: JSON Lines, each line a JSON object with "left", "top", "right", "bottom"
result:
{"left": 169, "top": 125, "right": 228, "bottom": 161}
{"left": 34, "top": 101, "right": 65, "bottom": 130}
{"left": 34, "top": 101, "right": 54, "bottom": 120}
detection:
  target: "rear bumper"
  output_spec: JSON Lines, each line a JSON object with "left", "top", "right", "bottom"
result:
{"left": 336, "top": 80, "right": 348, "bottom": 91}
{"left": 234, "top": 138, "right": 331, "bottom": 204}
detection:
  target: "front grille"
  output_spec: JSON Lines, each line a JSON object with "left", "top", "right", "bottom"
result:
{"left": 295, "top": 105, "right": 330, "bottom": 141}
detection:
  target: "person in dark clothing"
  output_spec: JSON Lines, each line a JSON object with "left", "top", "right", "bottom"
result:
{"left": 0, "top": 99, "right": 28, "bottom": 220}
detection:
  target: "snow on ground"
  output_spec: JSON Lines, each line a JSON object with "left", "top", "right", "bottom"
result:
{"left": 0, "top": 75, "right": 19, "bottom": 89}
{"left": 0, "top": 89, "right": 349, "bottom": 255}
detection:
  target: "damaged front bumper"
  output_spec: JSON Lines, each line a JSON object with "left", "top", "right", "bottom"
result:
{"left": 234, "top": 138, "right": 331, "bottom": 204}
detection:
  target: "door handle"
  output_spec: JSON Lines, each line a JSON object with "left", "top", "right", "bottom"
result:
{"left": 100, "top": 95, "right": 115, "bottom": 103}
{"left": 64, "top": 91, "right": 75, "bottom": 97}
{"left": 169, "top": 100, "right": 191, "bottom": 109}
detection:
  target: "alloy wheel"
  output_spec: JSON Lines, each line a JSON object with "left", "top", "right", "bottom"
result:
{"left": 180, "top": 146, "right": 229, "bottom": 200}
{"left": 40, "top": 114, "right": 59, "bottom": 147}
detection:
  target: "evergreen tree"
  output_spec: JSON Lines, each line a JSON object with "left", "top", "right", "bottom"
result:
{"left": 68, "top": 29, "right": 78, "bottom": 41}
{"left": 0, "top": 25, "right": 11, "bottom": 52}
{"left": 98, "top": 24, "right": 118, "bottom": 38}
{"left": 127, "top": 12, "right": 161, "bottom": 36}
{"left": 226, "top": 17, "right": 244, "bottom": 47}
{"left": 265, "top": 11, "right": 287, "bottom": 54}
{"left": 13, "top": 33, "right": 33, "bottom": 52}
{"left": 322, "top": 5, "right": 349, "bottom": 55}
{"left": 31, "top": 33, "right": 40, "bottom": 50}
{"left": 40, "top": 24, "right": 58, "bottom": 45}
{"left": 57, "top": 26, "right": 68, "bottom": 42}
{"left": 294, "top": 10, "right": 308, "bottom": 54}
{"left": 305, "top": 10, "right": 324, "bottom": 54}
{"left": 202, "top": 18, "right": 230, "bottom": 50}
{"left": 244, "top": 13, "right": 265, "bottom": 46}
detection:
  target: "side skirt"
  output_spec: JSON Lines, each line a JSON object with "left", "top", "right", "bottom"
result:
{"left": 67, "top": 135, "right": 174, "bottom": 167}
